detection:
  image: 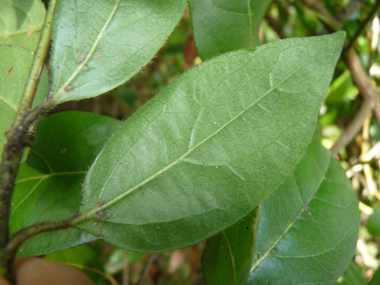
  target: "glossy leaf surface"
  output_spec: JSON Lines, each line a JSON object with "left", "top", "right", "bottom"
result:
{"left": 248, "top": 143, "right": 360, "bottom": 284}
{"left": 76, "top": 33, "right": 345, "bottom": 252}
{"left": 0, "top": 45, "right": 49, "bottom": 161}
{"left": 10, "top": 111, "right": 120, "bottom": 256}
{"left": 202, "top": 208, "right": 258, "bottom": 285}
{"left": 50, "top": 0, "right": 186, "bottom": 103}
{"left": 0, "top": 0, "right": 45, "bottom": 51}
{"left": 189, "top": 0, "right": 272, "bottom": 60}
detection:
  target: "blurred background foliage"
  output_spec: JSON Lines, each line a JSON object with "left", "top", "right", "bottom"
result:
{"left": 43, "top": 0, "right": 380, "bottom": 284}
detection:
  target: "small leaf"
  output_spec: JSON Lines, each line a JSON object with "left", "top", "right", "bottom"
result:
{"left": 341, "top": 261, "right": 368, "bottom": 285}
{"left": 369, "top": 265, "right": 380, "bottom": 285}
{"left": 105, "top": 248, "right": 144, "bottom": 275}
{"left": 0, "top": 45, "right": 49, "bottom": 160}
{"left": 189, "top": 0, "right": 272, "bottom": 60}
{"left": 248, "top": 143, "right": 360, "bottom": 284}
{"left": 45, "top": 244, "right": 104, "bottom": 282}
{"left": 0, "top": 0, "right": 46, "bottom": 51}
{"left": 75, "top": 33, "right": 345, "bottom": 252}
{"left": 326, "top": 70, "right": 357, "bottom": 103}
{"left": 202, "top": 208, "right": 258, "bottom": 285}
{"left": 367, "top": 206, "right": 380, "bottom": 236}
{"left": 10, "top": 111, "right": 121, "bottom": 256}
{"left": 50, "top": 0, "right": 186, "bottom": 103}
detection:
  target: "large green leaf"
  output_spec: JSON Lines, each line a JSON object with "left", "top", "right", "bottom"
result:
{"left": 0, "top": 0, "right": 46, "bottom": 51}
{"left": 202, "top": 208, "right": 258, "bottom": 285}
{"left": 0, "top": 45, "right": 49, "bottom": 161}
{"left": 189, "top": 0, "right": 272, "bottom": 60}
{"left": 49, "top": 0, "right": 186, "bottom": 103}
{"left": 10, "top": 111, "right": 121, "bottom": 256}
{"left": 248, "top": 143, "right": 360, "bottom": 284}
{"left": 74, "top": 33, "right": 345, "bottom": 252}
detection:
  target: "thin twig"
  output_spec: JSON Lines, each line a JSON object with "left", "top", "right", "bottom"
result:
{"left": 123, "top": 250, "right": 129, "bottom": 285}
{"left": 345, "top": 0, "right": 380, "bottom": 52}
{"left": 335, "top": 0, "right": 364, "bottom": 23}
{"left": 300, "top": 0, "right": 342, "bottom": 30}
{"left": 331, "top": 49, "right": 380, "bottom": 154}
{"left": 137, "top": 254, "right": 158, "bottom": 285}
{"left": 361, "top": 117, "right": 380, "bottom": 199}
{"left": 265, "top": 15, "right": 286, "bottom": 39}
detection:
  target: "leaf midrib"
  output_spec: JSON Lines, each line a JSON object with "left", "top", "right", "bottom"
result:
{"left": 51, "top": 0, "right": 120, "bottom": 101}
{"left": 76, "top": 50, "right": 320, "bottom": 223}
{"left": 249, "top": 154, "right": 332, "bottom": 273}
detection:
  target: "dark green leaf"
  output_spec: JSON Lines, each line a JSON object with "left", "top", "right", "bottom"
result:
{"left": 189, "top": 0, "right": 272, "bottom": 60}
{"left": 369, "top": 264, "right": 380, "bottom": 285}
{"left": 50, "top": 0, "right": 186, "bottom": 103}
{"left": 248, "top": 143, "right": 360, "bottom": 284}
{"left": 367, "top": 206, "right": 380, "bottom": 236}
{"left": 202, "top": 208, "right": 258, "bottom": 285}
{"left": 340, "top": 260, "right": 368, "bottom": 285}
{"left": 75, "top": 33, "right": 345, "bottom": 252}
{"left": 339, "top": 260, "right": 366, "bottom": 285}
{"left": 10, "top": 111, "right": 121, "bottom": 256}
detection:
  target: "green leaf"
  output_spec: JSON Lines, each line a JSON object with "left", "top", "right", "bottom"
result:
{"left": 369, "top": 265, "right": 380, "bottom": 285}
{"left": 10, "top": 111, "right": 121, "bottom": 256}
{"left": 189, "top": 0, "right": 272, "bottom": 60}
{"left": 326, "top": 70, "right": 357, "bottom": 103}
{"left": 45, "top": 244, "right": 104, "bottom": 282}
{"left": 248, "top": 143, "right": 360, "bottom": 284}
{"left": 49, "top": 0, "right": 186, "bottom": 103}
{"left": 75, "top": 33, "right": 345, "bottom": 252}
{"left": 202, "top": 208, "right": 258, "bottom": 285}
{"left": 0, "top": 0, "right": 46, "bottom": 51}
{"left": 367, "top": 206, "right": 380, "bottom": 236}
{"left": 105, "top": 248, "right": 144, "bottom": 275}
{"left": 0, "top": 45, "right": 49, "bottom": 161}
{"left": 340, "top": 261, "right": 368, "bottom": 285}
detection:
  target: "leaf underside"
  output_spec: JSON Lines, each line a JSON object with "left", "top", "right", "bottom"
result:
{"left": 50, "top": 0, "right": 186, "bottom": 102}
{"left": 0, "top": 45, "right": 49, "bottom": 162}
{"left": 75, "top": 33, "right": 345, "bottom": 253}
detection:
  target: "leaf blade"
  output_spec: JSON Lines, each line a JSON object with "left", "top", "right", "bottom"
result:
{"left": 189, "top": 0, "right": 272, "bottom": 60}
{"left": 50, "top": 0, "right": 186, "bottom": 102}
{"left": 0, "top": 0, "right": 46, "bottom": 51}
{"left": 10, "top": 111, "right": 121, "bottom": 256}
{"left": 0, "top": 45, "right": 49, "bottom": 161}
{"left": 248, "top": 143, "right": 360, "bottom": 284}
{"left": 202, "top": 208, "right": 258, "bottom": 285}
{"left": 77, "top": 33, "right": 345, "bottom": 252}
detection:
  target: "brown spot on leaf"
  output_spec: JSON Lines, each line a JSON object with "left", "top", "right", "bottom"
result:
{"left": 64, "top": 85, "right": 74, "bottom": 92}
{"left": 76, "top": 50, "right": 88, "bottom": 64}
{"left": 7, "top": 66, "right": 14, "bottom": 76}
